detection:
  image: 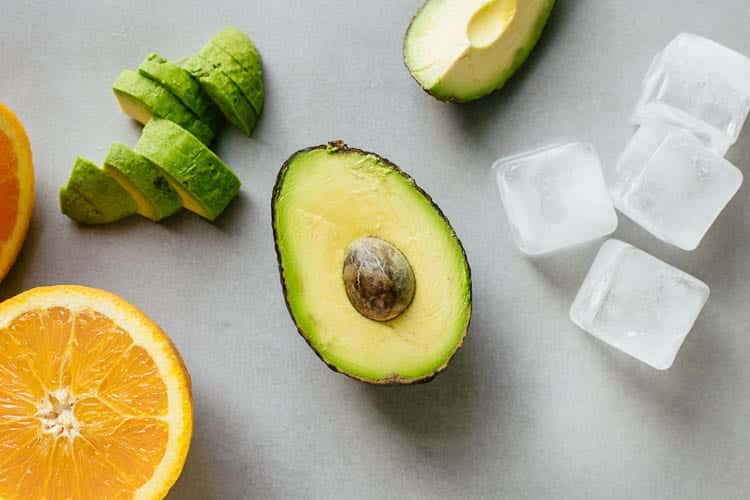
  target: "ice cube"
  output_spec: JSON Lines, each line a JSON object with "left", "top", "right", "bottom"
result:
{"left": 494, "top": 143, "right": 618, "bottom": 256}
{"left": 570, "top": 240, "right": 710, "bottom": 370}
{"left": 611, "top": 124, "right": 743, "bottom": 251}
{"left": 633, "top": 33, "right": 750, "bottom": 155}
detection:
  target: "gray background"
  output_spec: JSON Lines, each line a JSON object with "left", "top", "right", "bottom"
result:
{"left": 2, "top": 0, "right": 749, "bottom": 498}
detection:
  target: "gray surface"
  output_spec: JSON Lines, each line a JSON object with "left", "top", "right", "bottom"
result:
{"left": 1, "top": 1, "right": 749, "bottom": 498}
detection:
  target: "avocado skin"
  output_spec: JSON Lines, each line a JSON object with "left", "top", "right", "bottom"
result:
{"left": 103, "top": 142, "right": 182, "bottom": 221}
{"left": 182, "top": 54, "right": 257, "bottom": 136}
{"left": 209, "top": 28, "right": 265, "bottom": 116}
{"left": 404, "top": 0, "right": 556, "bottom": 103}
{"left": 138, "top": 53, "right": 223, "bottom": 132}
{"left": 60, "top": 157, "right": 137, "bottom": 224}
{"left": 135, "top": 119, "right": 241, "bottom": 221}
{"left": 198, "top": 41, "right": 264, "bottom": 119}
{"left": 112, "top": 70, "right": 215, "bottom": 144}
{"left": 271, "top": 141, "right": 472, "bottom": 385}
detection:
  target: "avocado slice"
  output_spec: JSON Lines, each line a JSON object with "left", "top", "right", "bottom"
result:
{"left": 60, "top": 157, "right": 137, "bottom": 224}
{"left": 182, "top": 54, "right": 258, "bottom": 136}
{"left": 272, "top": 141, "right": 472, "bottom": 384}
{"left": 134, "top": 118, "right": 241, "bottom": 221}
{"left": 112, "top": 69, "right": 215, "bottom": 144}
{"left": 209, "top": 28, "right": 265, "bottom": 115}
{"left": 103, "top": 142, "right": 182, "bottom": 221}
{"left": 137, "top": 53, "right": 223, "bottom": 132}
{"left": 404, "top": 0, "right": 556, "bottom": 102}
{"left": 197, "top": 41, "right": 264, "bottom": 118}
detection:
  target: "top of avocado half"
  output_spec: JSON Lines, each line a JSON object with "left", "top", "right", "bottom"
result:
{"left": 272, "top": 142, "right": 471, "bottom": 384}
{"left": 404, "top": 0, "right": 556, "bottom": 102}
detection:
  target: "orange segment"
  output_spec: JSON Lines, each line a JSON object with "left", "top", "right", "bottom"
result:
{"left": 0, "top": 102, "right": 34, "bottom": 282}
{"left": 99, "top": 346, "right": 168, "bottom": 416}
{"left": 47, "top": 437, "right": 78, "bottom": 500}
{"left": 0, "top": 286, "right": 192, "bottom": 500}
{"left": 6, "top": 308, "right": 73, "bottom": 390}
{"left": 70, "top": 309, "right": 133, "bottom": 394}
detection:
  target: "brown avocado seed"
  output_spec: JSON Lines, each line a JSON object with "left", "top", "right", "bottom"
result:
{"left": 342, "top": 237, "right": 416, "bottom": 322}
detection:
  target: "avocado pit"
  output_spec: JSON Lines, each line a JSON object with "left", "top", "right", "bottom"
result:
{"left": 343, "top": 236, "right": 416, "bottom": 322}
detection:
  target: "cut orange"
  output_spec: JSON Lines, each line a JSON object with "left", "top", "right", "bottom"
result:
{"left": 0, "top": 102, "right": 34, "bottom": 282}
{"left": 0, "top": 285, "right": 192, "bottom": 499}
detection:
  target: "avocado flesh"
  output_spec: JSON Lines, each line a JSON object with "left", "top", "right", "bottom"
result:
{"left": 112, "top": 70, "right": 215, "bottom": 144}
{"left": 198, "top": 41, "right": 264, "bottom": 118}
{"left": 103, "top": 142, "right": 182, "bottom": 221}
{"left": 138, "top": 53, "right": 223, "bottom": 132}
{"left": 182, "top": 54, "right": 257, "bottom": 136}
{"left": 60, "top": 157, "right": 137, "bottom": 224}
{"left": 210, "top": 28, "right": 265, "bottom": 115}
{"left": 135, "top": 118, "right": 241, "bottom": 221}
{"left": 404, "top": 0, "right": 555, "bottom": 102}
{"left": 273, "top": 144, "right": 472, "bottom": 384}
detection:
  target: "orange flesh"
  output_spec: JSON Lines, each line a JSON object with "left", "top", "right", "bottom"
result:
{"left": 0, "top": 128, "right": 20, "bottom": 242}
{"left": 0, "top": 307, "right": 169, "bottom": 499}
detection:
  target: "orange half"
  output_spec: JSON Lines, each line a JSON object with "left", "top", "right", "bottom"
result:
{"left": 0, "top": 102, "right": 34, "bottom": 282}
{"left": 0, "top": 285, "right": 192, "bottom": 499}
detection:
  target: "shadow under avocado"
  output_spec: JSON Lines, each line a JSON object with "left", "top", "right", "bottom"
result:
{"left": 359, "top": 320, "right": 518, "bottom": 465}
{"left": 445, "top": 0, "right": 577, "bottom": 138}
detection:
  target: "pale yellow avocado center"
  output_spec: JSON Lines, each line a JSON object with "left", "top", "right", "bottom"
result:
{"left": 467, "top": 0, "right": 517, "bottom": 48}
{"left": 405, "top": 0, "right": 552, "bottom": 100}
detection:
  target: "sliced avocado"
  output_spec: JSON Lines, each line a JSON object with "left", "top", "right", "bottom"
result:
{"left": 198, "top": 41, "right": 264, "bottom": 118}
{"left": 209, "top": 28, "right": 265, "bottom": 115}
{"left": 134, "top": 119, "right": 241, "bottom": 221}
{"left": 103, "top": 142, "right": 182, "bottom": 221}
{"left": 182, "top": 54, "right": 257, "bottom": 136}
{"left": 404, "top": 0, "right": 556, "bottom": 102}
{"left": 272, "top": 141, "right": 472, "bottom": 384}
{"left": 60, "top": 157, "right": 137, "bottom": 224}
{"left": 112, "top": 69, "right": 215, "bottom": 144}
{"left": 138, "top": 53, "right": 223, "bottom": 132}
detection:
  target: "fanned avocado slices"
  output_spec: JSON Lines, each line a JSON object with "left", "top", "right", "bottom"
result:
{"left": 138, "top": 53, "right": 223, "bottom": 132}
{"left": 60, "top": 157, "right": 137, "bottom": 224}
{"left": 112, "top": 69, "right": 215, "bottom": 144}
{"left": 103, "top": 143, "right": 182, "bottom": 221}
{"left": 197, "top": 42, "right": 264, "bottom": 119}
{"left": 182, "top": 54, "right": 257, "bottom": 136}
{"left": 134, "top": 119, "right": 241, "bottom": 221}
{"left": 272, "top": 142, "right": 472, "bottom": 384}
{"left": 207, "top": 28, "right": 264, "bottom": 116}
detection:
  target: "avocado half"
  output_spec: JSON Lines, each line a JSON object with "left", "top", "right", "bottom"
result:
{"left": 272, "top": 142, "right": 472, "bottom": 384}
{"left": 404, "top": 0, "right": 556, "bottom": 102}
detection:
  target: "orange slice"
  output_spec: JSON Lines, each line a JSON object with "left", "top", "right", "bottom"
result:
{"left": 0, "top": 102, "right": 34, "bottom": 282}
{"left": 0, "top": 285, "right": 192, "bottom": 499}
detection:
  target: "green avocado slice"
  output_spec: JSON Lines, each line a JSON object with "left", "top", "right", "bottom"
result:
{"left": 404, "top": 0, "right": 555, "bottom": 102}
{"left": 182, "top": 54, "right": 257, "bottom": 136}
{"left": 103, "top": 142, "right": 182, "bottom": 221}
{"left": 198, "top": 41, "right": 264, "bottom": 118}
{"left": 60, "top": 157, "right": 137, "bottom": 224}
{"left": 272, "top": 142, "right": 472, "bottom": 384}
{"left": 134, "top": 119, "right": 241, "bottom": 221}
{"left": 112, "top": 69, "right": 215, "bottom": 145}
{"left": 208, "top": 28, "right": 264, "bottom": 115}
{"left": 138, "top": 53, "right": 223, "bottom": 132}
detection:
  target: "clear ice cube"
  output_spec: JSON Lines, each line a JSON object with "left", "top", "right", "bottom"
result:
{"left": 494, "top": 142, "right": 618, "bottom": 256}
{"left": 633, "top": 33, "right": 750, "bottom": 155}
{"left": 611, "top": 124, "right": 743, "bottom": 251}
{"left": 570, "top": 240, "right": 710, "bottom": 370}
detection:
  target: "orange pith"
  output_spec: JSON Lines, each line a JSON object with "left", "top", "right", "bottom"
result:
{"left": 0, "top": 286, "right": 192, "bottom": 500}
{"left": 0, "top": 102, "right": 34, "bottom": 282}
